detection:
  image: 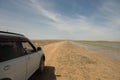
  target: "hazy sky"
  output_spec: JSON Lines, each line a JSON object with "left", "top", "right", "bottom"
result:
{"left": 0, "top": 0, "right": 120, "bottom": 40}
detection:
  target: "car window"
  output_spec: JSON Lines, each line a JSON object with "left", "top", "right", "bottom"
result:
{"left": 22, "top": 42, "right": 35, "bottom": 54}
{"left": 0, "top": 41, "right": 22, "bottom": 62}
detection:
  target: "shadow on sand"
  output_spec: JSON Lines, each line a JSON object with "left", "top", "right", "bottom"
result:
{"left": 29, "top": 66, "right": 56, "bottom": 80}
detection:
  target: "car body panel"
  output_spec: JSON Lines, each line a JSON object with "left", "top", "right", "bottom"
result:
{"left": 0, "top": 56, "right": 27, "bottom": 80}
{"left": 26, "top": 52, "right": 41, "bottom": 79}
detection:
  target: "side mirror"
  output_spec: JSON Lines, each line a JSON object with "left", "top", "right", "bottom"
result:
{"left": 37, "top": 47, "right": 41, "bottom": 51}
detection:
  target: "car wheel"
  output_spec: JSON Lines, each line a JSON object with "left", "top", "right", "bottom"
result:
{"left": 39, "top": 57, "right": 45, "bottom": 72}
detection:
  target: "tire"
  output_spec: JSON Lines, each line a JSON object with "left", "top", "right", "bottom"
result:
{"left": 39, "top": 57, "right": 45, "bottom": 72}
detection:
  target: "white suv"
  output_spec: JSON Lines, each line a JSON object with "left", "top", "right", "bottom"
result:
{"left": 0, "top": 31, "right": 45, "bottom": 80}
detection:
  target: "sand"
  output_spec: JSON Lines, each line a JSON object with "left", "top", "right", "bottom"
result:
{"left": 30, "top": 41, "right": 120, "bottom": 80}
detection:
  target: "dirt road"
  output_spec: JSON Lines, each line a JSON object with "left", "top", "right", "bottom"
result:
{"left": 29, "top": 41, "right": 120, "bottom": 80}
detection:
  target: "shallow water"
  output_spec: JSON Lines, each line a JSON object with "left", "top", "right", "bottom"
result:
{"left": 73, "top": 41, "right": 120, "bottom": 62}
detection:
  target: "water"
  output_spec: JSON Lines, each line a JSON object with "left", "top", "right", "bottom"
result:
{"left": 73, "top": 41, "right": 120, "bottom": 62}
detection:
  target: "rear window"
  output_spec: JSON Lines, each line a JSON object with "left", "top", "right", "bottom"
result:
{"left": 0, "top": 41, "right": 22, "bottom": 62}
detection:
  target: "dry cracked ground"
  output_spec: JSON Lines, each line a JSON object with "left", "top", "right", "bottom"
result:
{"left": 29, "top": 41, "right": 120, "bottom": 80}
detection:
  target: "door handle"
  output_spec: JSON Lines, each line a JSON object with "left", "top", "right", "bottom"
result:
{"left": 3, "top": 65, "right": 10, "bottom": 71}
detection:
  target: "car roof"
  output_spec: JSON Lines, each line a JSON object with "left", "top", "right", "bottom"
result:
{"left": 0, "top": 31, "right": 28, "bottom": 41}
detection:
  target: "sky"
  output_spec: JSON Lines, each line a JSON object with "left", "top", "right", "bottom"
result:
{"left": 0, "top": 0, "right": 120, "bottom": 40}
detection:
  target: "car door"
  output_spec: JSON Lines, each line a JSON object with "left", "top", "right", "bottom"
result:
{"left": 0, "top": 41, "right": 27, "bottom": 80}
{"left": 21, "top": 41, "right": 40, "bottom": 79}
